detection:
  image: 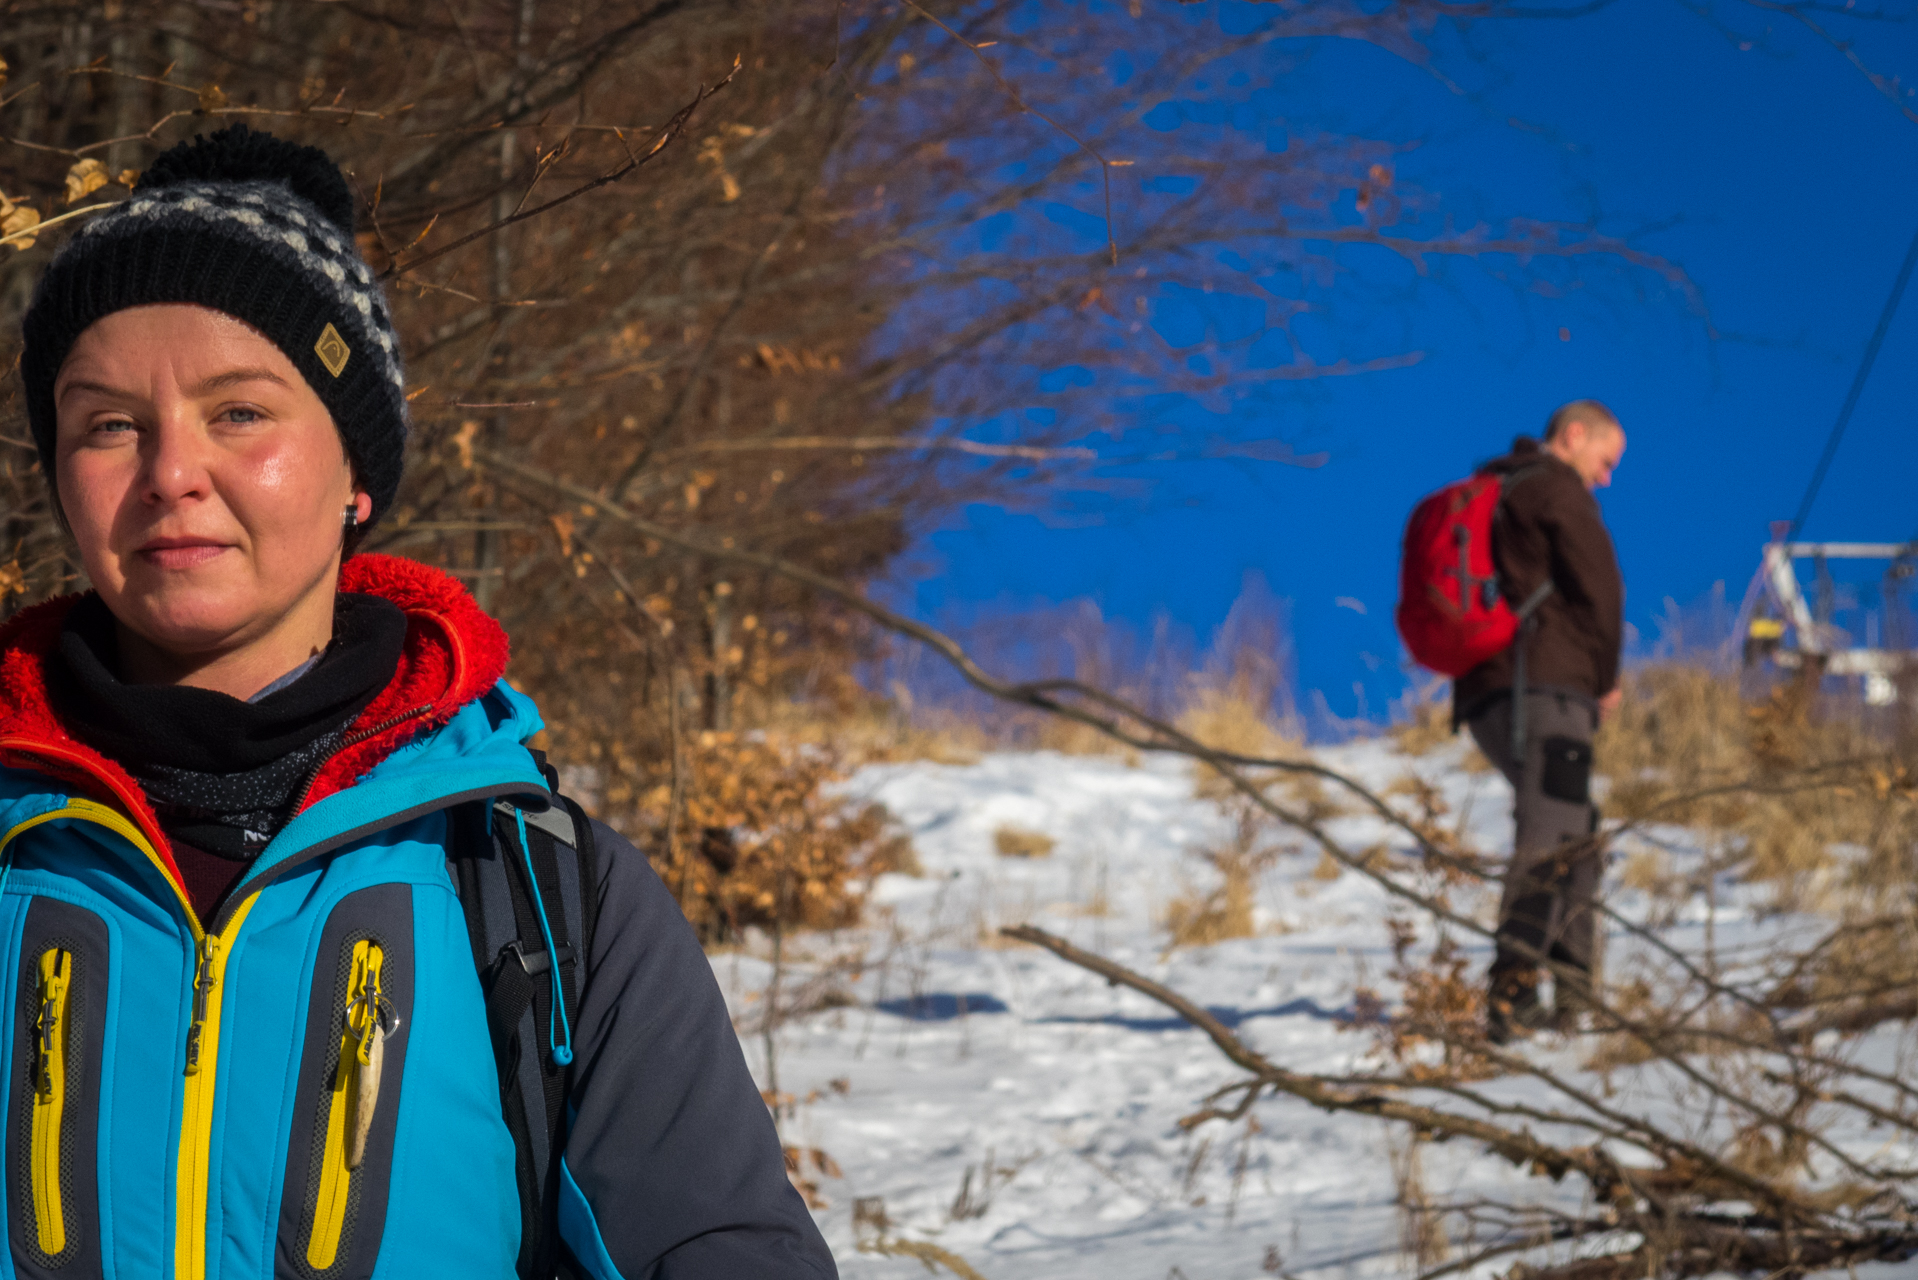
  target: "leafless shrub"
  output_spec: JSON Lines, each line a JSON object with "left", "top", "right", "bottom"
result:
{"left": 632, "top": 730, "right": 907, "bottom": 942}
{"left": 1356, "top": 918, "right": 1498, "bottom": 1084}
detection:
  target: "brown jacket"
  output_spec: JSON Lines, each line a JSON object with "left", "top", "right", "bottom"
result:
{"left": 1453, "top": 436, "right": 1624, "bottom": 723}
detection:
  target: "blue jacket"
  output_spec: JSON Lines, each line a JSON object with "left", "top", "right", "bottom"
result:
{"left": 0, "top": 555, "right": 835, "bottom": 1280}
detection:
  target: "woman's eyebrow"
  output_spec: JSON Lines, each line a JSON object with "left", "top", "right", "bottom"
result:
{"left": 55, "top": 378, "right": 135, "bottom": 403}
{"left": 192, "top": 367, "right": 290, "bottom": 393}
{"left": 56, "top": 367, "right": 292, "bottom": 403}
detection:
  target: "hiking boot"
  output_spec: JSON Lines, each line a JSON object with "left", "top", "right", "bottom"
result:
{"left": 1485, "top": 972, "right": 1553, "bottom": 1046}
{"left": 1549, "top": 965, "right": 1595, "bottom": 1034}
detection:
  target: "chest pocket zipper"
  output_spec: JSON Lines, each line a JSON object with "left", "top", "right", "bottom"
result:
{"left": 29, "top": 948, "right": 70, "bottom": 1258}
{"left": 306, "top": 941, "right": 398, "bottom": 1270}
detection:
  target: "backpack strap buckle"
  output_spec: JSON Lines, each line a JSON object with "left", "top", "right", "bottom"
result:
{"left": 500, "top": 939, "right": 576, "bottom": 978}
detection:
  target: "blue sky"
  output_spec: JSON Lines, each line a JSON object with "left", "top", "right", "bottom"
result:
{"left": 897, "top": 0, "right": 1918, "bottom": 727}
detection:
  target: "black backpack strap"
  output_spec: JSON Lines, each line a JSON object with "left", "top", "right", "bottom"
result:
{"left": 449, "top": 755, "right": 599, "bottom": 1280}
{"left": 1491, "top": 465, "right": 1557, "bottom": 762}
{"left": 1496, "top": 460, "right": 1548, "bottom": 498}
{"left": 513, "top": 750, "right": 600, "bottom": 967}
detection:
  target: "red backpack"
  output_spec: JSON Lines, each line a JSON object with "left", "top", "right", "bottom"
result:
{"left": 1396, "top": 469, "right": 1550, "bottom": 677}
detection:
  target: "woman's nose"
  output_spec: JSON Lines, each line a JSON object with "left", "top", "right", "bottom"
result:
{"left": 141, "top": 408, "right": 215, "bottom": 504}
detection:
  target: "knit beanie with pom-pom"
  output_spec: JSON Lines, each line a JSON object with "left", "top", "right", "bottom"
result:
{"left": 19, "top": 124, "right": 407, "bottom": 532}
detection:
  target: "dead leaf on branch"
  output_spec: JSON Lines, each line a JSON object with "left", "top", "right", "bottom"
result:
{"left": 64, "top": 159, "right": 109, "bottom": 205}
{"left": 0, "top": 561, "right": 25, "bottom": 601}
{"left": 781, "top": 1143, "right": 843, "bottom": 1208}
{"left": 0, "top": 193, "right": 41, "bottom": 252}
{"left": 198, "top": 82, "right": 227, "bottom": 113}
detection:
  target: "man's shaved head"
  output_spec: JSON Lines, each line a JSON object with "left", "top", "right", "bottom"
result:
{"left": 1544, "top": 399, "right": 1621, "bottom": 444}
{"left": 1543, "top": 399, "right": 1626, "bottom": 491}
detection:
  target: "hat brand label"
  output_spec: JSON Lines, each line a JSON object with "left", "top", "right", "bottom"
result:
{"left": 314, "top": 323, "right": 351, "bottom": 377}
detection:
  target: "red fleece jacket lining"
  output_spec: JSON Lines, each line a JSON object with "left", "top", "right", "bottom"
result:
{"left": 0, "top": 554, "right": 512, "bottom": 904}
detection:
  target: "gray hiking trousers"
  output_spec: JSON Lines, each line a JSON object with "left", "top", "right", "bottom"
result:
{"left": 1467, "top": 689, "right": 1601, "bottom": 982}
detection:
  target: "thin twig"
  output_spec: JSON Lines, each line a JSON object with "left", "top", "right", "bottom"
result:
{"left": 997, "top": 924, "right": 1647, "bottom": 1199}
{"left": 658, "top": 435, "right": 1096, "bottom": 461}
{"left": 0, "top": 199, "right": 122, "bottom": 249}
{"left": 900, "top": 0, "right": 1123, "bottom": 266}
{"left": 382, "top": 60, "right": 738, "bottom": 282}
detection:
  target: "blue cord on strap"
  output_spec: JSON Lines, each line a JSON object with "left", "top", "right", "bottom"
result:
{"left": 514, "top": 807, "right": 575, "bottom": 1067}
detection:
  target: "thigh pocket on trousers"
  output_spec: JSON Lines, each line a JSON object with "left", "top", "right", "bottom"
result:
{"left": 1541, "top": 736, "right": 1593, "bottom": 805}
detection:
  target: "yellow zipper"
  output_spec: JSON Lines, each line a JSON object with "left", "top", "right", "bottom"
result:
{"left": 306, "top": 941, "right": 385, "bottom": 1269}
{"left": 1, "top": 799, "right": 203, "bottom": 935}
{"left": 0, "top": 799, "right": 252, "bottom": 1280}
{"left": 30, "top": 947, "right": 71, "bottom": 1257}
{"left": 174, "top": 894, "right": 256, "bottom": 1280}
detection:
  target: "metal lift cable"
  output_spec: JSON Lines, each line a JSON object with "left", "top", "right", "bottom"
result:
{"left": 1787, "top": 221, "right": 1918, "bottom": 542}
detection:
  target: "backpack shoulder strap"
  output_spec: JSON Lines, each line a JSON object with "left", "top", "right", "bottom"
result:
{"left": 1495, "top": 461, "right": 1549, "bottom": 500}
{"left": 449, "top": 748, "right": 599, "bottom": 1280}
{"left": 1490, "top": 462, "right": 1557, "bottom": 609}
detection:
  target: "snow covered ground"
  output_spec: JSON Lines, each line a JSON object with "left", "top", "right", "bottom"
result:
{"left": 708, "top": 741, "right": 1918, "bottom": 1280}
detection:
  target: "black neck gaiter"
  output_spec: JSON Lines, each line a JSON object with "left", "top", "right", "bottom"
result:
{"left": 50, "top": 593, "right": 407, "bottom": 860}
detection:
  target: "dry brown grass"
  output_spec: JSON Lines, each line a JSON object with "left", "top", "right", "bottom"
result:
{"left": 1177, "top": 683, "right": 1301, "bottom": 764}
{"left": 993, "top": 825, "right": 1057, "bottom": 859}
{"left": 878, "top": 577, "right": 1302, "bottom": 767}
{"left": 1598, "top": 665, "right": 1917, "bottom": 903}
{"left": 1173, "top": 676, "right": 1312, "bottom": 819}
{"left": 1618, "top": 847, "right": 1675, "bottom": 897}
{"left": 1308, "top": 849, "right": 1345, "bottom": 881}
{"left": 1456, "top": 742, "right": 1496, "bottom": 774}
{"left": 1389, "top": 1130, "right": 1452, "bottom": 1269}
{"left": 754, "top": 693, "right": 992, "bottom": 768}
{"left": 866, "top": 833, "right": 925, "bottom": 879}
{"left": 1392, "top": 697, "right": 1456, "bottom": 758}
{"left": 1032, "top": 719, "right": 1143, "bottom": 760}
{"left": 1594, "top": 663, "right": 1918, "bottom": 1052}
{"left": 1163, "top": 865, "right": 1258, "bottom": 947}
{"left": 1163, "top": 801, "right": 1278, "bottom": 949}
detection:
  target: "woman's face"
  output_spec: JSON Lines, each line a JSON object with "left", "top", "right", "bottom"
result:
{"left": 53, "top": 305, "right": 369, "bottom": 664}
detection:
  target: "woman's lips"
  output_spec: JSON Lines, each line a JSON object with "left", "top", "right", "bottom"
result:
{"left": 136, "top": 538, "right": 232, "bottom": 570}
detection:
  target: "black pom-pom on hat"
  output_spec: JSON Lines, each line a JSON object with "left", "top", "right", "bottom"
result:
{"left": 137, "top": 123, "right": 357, "bottom": 235}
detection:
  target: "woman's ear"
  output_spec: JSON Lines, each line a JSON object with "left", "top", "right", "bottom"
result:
{"left": 342, "top": 490, "right": 373, "bottom": 551}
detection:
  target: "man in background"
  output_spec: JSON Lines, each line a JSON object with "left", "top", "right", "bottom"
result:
{"left": 1454, "top": 400, "right": 1626, "bottom": 1043}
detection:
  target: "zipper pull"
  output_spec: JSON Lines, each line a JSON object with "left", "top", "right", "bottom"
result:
{"left": 347, "top": 1020, "right": 385, "bottom": 1171}
{"left": 184, "top": 935, "right": 220, "bottom": 1076}
{"left": 34, "top": 952, "right": 67, "bottom": 1098}
{"left": 345, "top": 951, "right": 392, "bottom": 1170}
{"left": 350, "top": 959, "right": 383, "bottom": 1067}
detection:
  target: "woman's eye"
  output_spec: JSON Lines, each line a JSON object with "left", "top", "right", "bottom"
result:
{"left": 220, "top": 407, "right": 262, "bottom": 425}
{"left": 91, "top": 419, "right": 136, "bottom": 436}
